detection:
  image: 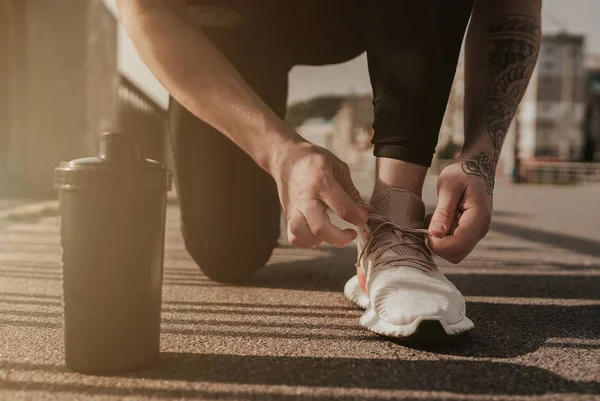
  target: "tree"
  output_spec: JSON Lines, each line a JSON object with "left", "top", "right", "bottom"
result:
{"left": 285, "top": 95, "right": 347, "bottom": 127}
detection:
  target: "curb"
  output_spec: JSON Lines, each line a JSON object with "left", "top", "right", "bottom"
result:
{"left": 0, "top": 200, "right": 59, "bottom": 226}
{"left": 0, "top": 192, "right": 179, "bottom": 227}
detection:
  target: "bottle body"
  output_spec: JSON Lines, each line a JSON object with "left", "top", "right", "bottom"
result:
{"left": 59, "top": 184, "right": 167, "bottom": 373}
{"left": 55, "top": 132, "right": 171, "bottom": 374}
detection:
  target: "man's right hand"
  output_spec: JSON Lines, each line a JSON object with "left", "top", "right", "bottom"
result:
{"left": 116, "top": 2, "right": 369, "bottom": 248}
{"left": 272, "top": 142, "right": 371, "bottom": 249}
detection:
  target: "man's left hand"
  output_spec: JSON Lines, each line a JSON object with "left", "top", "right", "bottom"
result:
{"left": 427, "top": 157, "right": 493, "bottom": 263}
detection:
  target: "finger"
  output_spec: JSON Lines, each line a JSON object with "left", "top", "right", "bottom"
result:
{"left": 428, "top": 236, "right": 473, "bottom": 263}
{"left": 321, "top": 181, "right": 369, "bottom": 226}
{"left": 334, "top": 162, "right": 363, "bottom": 204}
{"left": 287, "top": 210, "right": 321, "bottom": 249}
{"left": 428, "top": 208, "right": 481, "bottom": 259}
{"left": 303, "top": 202, "right": 357, "bottom": 248}
{"left": 429, "top": 182, "right": 461, "bottom": 237}
{"left": 327, "top": 163, "right": 370, "bottom": 224}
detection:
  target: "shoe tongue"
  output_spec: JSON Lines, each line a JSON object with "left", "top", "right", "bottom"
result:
{"left": 370, "top": 188, "right": 425, "bottom": 228}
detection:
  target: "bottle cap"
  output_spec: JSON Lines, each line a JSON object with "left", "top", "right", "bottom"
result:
{"left": 54, "top": 132, "right": 172, "bottom": 192}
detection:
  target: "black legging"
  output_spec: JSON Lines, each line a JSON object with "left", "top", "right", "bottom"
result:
{"left": 169, "top": 0, "right": 473, "bottom": 282}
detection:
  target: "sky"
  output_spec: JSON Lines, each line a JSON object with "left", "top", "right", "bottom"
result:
{"left": 104, "top": 0, "right": 600, "bottom": 108}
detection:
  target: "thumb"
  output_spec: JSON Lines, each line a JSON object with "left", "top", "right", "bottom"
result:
{"left": 334, "top": 162, "right": 373, "bottom": 212}
{"left": 430, "top": 183, "right": 461, "bottom": 238}
{"left": 335, "top": 162, "right": 362, "bottom": 203}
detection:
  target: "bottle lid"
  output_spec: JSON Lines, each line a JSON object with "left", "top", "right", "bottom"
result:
{"left": 54, "top": 132, "right": 172, "bottom": 192}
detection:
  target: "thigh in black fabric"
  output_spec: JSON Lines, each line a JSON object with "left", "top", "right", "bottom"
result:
{"left": 367, "top": 1, "right": 474, "bottom": 167}
{"left": 188, "top": 0, "right": 365, "bottom": 68}
{"left": 284, "top": 0, "right": 367, "bottom": 66}
{"left": 168, "top": 27, "right": 288, "bottom": 283}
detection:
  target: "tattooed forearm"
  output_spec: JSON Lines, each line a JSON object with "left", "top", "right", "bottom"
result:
{"left": 462, "top": 13, "right": 541, "bottom": 193}
{"left": 462, "top": 151, "right": 496, "bottom": 195}
{"left": 485, "top": 15, "right": 540, "bottom": 150}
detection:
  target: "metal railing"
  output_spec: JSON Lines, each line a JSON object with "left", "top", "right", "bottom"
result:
{"left": 520, "top": 161, "right": 600, "bottom": 184}
{"left": 117, "top": 75, "right": 168, "bottom": 163}
{"left": 430, "top": 158, "right": 600, "bottom": 184}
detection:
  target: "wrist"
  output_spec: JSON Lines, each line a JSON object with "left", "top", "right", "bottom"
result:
{"left": 259, "top": 130, "right": 307, "bottom": 177}
{"left": 461, "top": 135, "right": 490, "bottom": 156}
{"left": 461, "top": 136, "right": 499, "bottom": 163}
{"left": 461, "top": 147, "right": 495, "bottom": 161}
{"left": 459, "top": 148, "right": 498, "bottom": 196}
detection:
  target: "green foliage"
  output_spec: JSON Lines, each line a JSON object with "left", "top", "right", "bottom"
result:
{"left": 285, "top": 95, "right": 347, "bottom": 127}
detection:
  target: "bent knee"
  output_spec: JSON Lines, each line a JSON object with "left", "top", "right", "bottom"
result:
{"left": 182, "top": 226, "right": 278, "bottom": 283}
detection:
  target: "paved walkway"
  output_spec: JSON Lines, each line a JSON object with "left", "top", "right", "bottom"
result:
{"left": 0, "top": 177, "right": 599, "bottom": 400}
{"left": 0, "top": 200, "right": 32, "bottom": 213}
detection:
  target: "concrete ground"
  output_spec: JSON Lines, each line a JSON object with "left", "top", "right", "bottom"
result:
{"left": 0, "top": 200, "right": 32, "bottom": 213}
{"left": 0, "top": 176, "right": 599, "bottom": 400}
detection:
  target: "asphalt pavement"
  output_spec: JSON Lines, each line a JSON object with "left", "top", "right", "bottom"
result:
{"left": 0, "top": 176, "right": 599, "bottom": 400}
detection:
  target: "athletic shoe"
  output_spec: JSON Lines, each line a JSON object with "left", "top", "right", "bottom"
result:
{"left": 344, "top": 188, "right": 474, "bottom": 339}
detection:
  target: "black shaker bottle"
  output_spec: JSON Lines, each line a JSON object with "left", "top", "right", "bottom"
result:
{"left": 54, "top": 132, "right": 172, "bottom": 374}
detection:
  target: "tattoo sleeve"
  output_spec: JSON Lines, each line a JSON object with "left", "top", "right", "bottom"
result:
{"left": 462, "top": 12, "right": 541, "bottom": 194}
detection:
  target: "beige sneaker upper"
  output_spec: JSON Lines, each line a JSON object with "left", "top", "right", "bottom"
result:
{"left": 356, "top": 188, "right": 467, "bottom": 326}
{"left": 357, "top": 188, "right": 433, "bottom": 278}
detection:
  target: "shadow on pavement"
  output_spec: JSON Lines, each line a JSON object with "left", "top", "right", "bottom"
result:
{"left": 2, "top": 288, "right": 598, "bottom": 360}
{"left": 133, "top": 353, "right": 600, "bottom": 396}
{"left": 245, "top": 245, "right": 356, "bottom": 292}
{"left": 161, "top": 301, "right": 599, "bottom": 357}
{"left": 0, "top": 291, "right": 61, "bottom": 300}
{"left": 250, "top": 245, "right": 600, "bottom": 299}
{"left": 490, "top": 210, "right": 530, "bottom": 218}
{"left": 2, "top": 355, "right": 599, "bottom": 398}
{"left": 447, "top": 273, "right": 600, "bottom": 299}
{"left": 241, "top": 245, "right": 600, "bottom": 358}
{"left": 0, "top": 378, "right": 454, "bottom": 401}
{"left": 402, "top": 302, "right": 600, "bottom": 358}
{"left": 490, "top": 220, "right": 600, "bottom": 258}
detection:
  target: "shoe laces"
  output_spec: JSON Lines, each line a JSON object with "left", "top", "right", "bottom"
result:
{"left": 356, "top": 214, "right": 435, "bottom": 275}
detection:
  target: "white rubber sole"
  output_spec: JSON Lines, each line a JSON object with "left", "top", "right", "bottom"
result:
{"left": 344, "top": 275, "right": 474, "bottom": 339}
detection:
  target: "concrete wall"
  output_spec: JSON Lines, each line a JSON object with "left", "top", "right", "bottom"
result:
{"left": 1, "top": 0, "right": 27, "bottom": 188}
{"left": 0, "top": 1, "right": 13, "bottom": 181}
{"left": 86, "top": 0, "right": 119, "bottom": 154}
{"left": 17, "top": 0, "right": 89, "bottom": 192}
{"left": 2, "top": 0, "right": 118, "bottom": 195}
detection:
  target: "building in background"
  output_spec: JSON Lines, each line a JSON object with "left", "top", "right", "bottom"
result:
{"left": 528, "top": 34, "right": 585, "bottom": 159}
{"left": 295, "top": 32, "right": 600, "bottom": 177}
{"left": 501, "top": 34, "right": 587, "bottom": 175}
{"left": 295, "top": 95, "right": 374, "bottom": 168}
{"left": 296, "top": 117, "right": 335, "bottom": 150}
{"left": 584, "top": 52, "right": 600, "bottom": 162}
{"left": 437, "top": 34, "right": 590, "bottom": 176}
{"left": 331, "top": 96, "right": 373, "bottom": 167}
